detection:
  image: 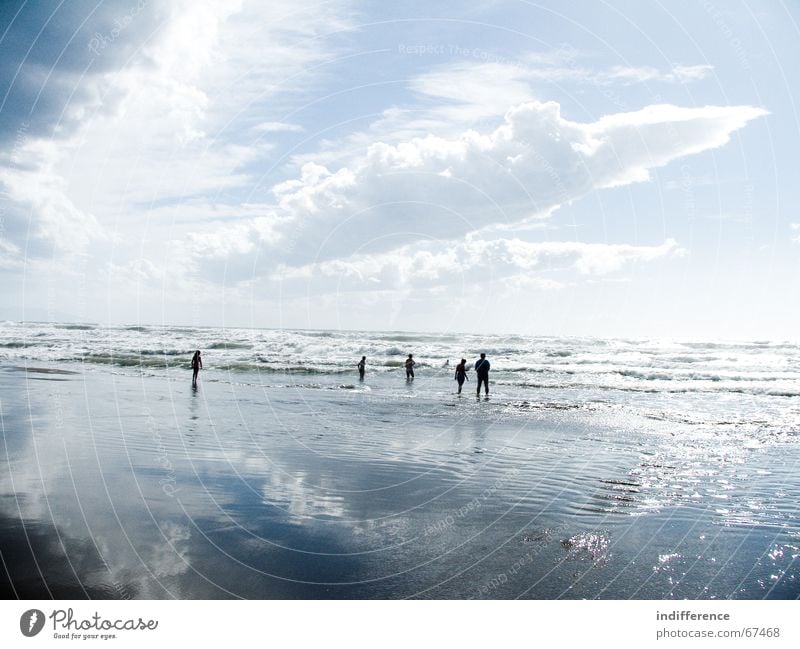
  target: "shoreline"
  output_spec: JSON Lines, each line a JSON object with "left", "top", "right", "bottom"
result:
{"left": 1, "top": 356, "right": 799, "bottom": 599}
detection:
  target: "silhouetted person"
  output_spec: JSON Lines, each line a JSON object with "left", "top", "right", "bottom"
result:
{"left": 405, "top": 354, "right": 416, "bottom": 380}
{"left": 475, "top": 353, "right": 490, "bottom": 396}
{"left": 191, "top": 350, "right": 203, "bottom": 387}
{"left": 455, "top": 358, "right": 469, "bottom": 394}
{"left": 357, "top": 356, "right": 366, "bottom": 381}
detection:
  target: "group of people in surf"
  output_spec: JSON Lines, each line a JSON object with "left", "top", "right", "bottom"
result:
{"left": 357, "top": 352, "right": 492, "bottom": 396}
{"left": 190, "top": 348, "right": 491, "bottom": 396}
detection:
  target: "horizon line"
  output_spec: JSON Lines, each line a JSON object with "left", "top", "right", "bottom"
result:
{"left": 2, "top": 318, "right": 797, "bottom": 346}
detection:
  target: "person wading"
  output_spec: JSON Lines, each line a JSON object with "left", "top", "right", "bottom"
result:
{"left": 475, "top": 353, "right": 490, "bottom": 397}
{"left": 191, "top": 350, "right": 203, "bottom": 388}
{"left": 454, "top": 358, "right": 469, "bottom": 395}
{"left": 405, "top": 354, "right": 416, "bottom": 380}
{"left": 357, "top": 356, "right": 366, "bottom": 381}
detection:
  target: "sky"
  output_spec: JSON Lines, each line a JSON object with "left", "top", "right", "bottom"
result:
{"left": 0, "top": 0, "right": 798, "bottom": 339}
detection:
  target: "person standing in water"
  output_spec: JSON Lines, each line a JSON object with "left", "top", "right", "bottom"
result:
{"left": 405, "top": 354, "right": 416, "bottom": 380}
{"left": 475, "top": 352, "right": 490, "bottom": 397}
{"left": 191, "top": 350, "right": 203, "bottom": 387}
{"left": 454, "top": 358, "right": 469, "bottom": 394}
{"left": 357, "top": 356, "right": 366, "bottom": 381}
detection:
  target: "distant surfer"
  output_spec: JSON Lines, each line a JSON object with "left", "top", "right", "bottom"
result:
{"left": 475, "top": 353, "right": 490, "bottom": 397}
{"left": 454, "top": 358, "right": 468, "bottom": 394}
{"left": 191, "top": 350, "right": 203, "bottom": 387}
{"left": 405, "top": 354, "right": 416, "bottom": 380}
{"left": 357, "top": 356, "right": 366, "bottom": 381}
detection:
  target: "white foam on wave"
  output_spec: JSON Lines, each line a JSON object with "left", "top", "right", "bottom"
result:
{"left": 1, "top": 322, "right": 799, "bottom": 418}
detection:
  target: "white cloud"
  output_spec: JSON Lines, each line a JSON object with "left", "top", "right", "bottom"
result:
{"left": 0, "top": 239, "right": 22, "bottom": 269}
{"left": 598, "top": 64, "right": 714, "bottom": 85}
{"left": 410, "top": 60, "right": 715, "bottom": 112}
{"left": 107, "top": 258, "right": 170, "bottom": 287}
{"left": 253, "top": 121, "right": 305, "bottom": 133}
{"left": 0, "top": 6, "right": 766, "bottom": 327}
{"left": 665, "top": 64, "right": 715, "bottom": 82}
{"left": 259, "top": 237, "right": 684, "bottom": 297}
{"left": 0, "top": 139, "right": 105, "bottom": 255}
{"left": 514, "top": 46, "right": 714, "bottom": 86}
{"left": 408, "top": 62, "right": 535, "bottom": 125}
{"left": 0, "top": 0, "right": 355, "bottom": 261}
{"left": 188, "top": 217, "right": 279, "bottom": 259}
{"left": 186, "top": 99, "right": 763, "bottom": 283}
{"left": 293, "top": 57, "right": 718, "bottom": 168}
{"left": 499, "top": 275, "right": 566, "bottom": 292}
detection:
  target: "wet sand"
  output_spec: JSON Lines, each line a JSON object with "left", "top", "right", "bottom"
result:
{"left": 1, "top": 363, "right": 798, "bottom": 598}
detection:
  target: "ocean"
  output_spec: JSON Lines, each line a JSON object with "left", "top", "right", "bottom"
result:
{"left": 1, "top": 321, "right": 799, "bottom": 598}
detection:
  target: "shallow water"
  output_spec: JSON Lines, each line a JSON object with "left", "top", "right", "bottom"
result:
{"left": 1, "top": 325, "right": 799, "bottom": 599}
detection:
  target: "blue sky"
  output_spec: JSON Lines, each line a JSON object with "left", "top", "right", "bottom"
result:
{"left": 0, "top": 0, "right": 797, "bottom": 339}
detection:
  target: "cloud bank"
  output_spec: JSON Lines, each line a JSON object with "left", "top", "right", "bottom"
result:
{"left": 183, "top": 99, "right": 765, "bottom": 288}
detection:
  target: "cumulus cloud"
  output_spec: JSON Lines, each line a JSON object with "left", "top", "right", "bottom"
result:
{"left": 0, "top": 3, "right": 768, "bottom": 322}
{"left": 298, "top": 59, "right": 717, "bottom": 167}
{"left": 0, "top": 0, "right": 355, "bottom": 261}
{"left": 267, "top": 238, "right": 684, "bottom": 295}
{"left": 186, "top": 99, "right": 764, "bottom": 281}
{"left": 0, "top": 138, "right": 104, "bottom": 257}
